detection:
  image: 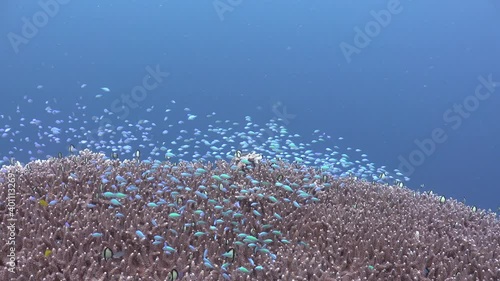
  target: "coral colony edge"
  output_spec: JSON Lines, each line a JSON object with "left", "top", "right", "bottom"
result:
{"left": 1, "top": 92, "right": 500, "bottom": 280}
{"left": 1, "top": 151, "right": 499, "bottom": 280}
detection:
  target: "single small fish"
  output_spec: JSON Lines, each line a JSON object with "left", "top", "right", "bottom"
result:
{"left": 114, "top": 192, "right": 127, "bottom": 199}
{"left": 126, "top": 185, "right": 138, "bottom": 192}
{"left": 39, "top": 199, "right": 48, "bottom": 207}
{"left": 252, "top": 210, "right": 262, "bottom": 216}
{"left": 195, "top": 191, "right": 207, "bottom": 200}
{"left": 272, "top": 230, "right": 282, "bottom": 236}
{"left": 243, "top": 235, "right": 258, "bottom": 243}
{"left": 102, "top": 247, "right": 113, "bottom": 261}
{"left": 168, "top": 212, "right": 181, "bottom": 218}
{"left": 221, "top": 263, "right": 230, "bottom": 272}
{"left": 167, "top": 269, "right": 178, "bottom": 281}
{"left": 237, "top": 266, "right": 250, "bottom": 274}
{"left": 102, "top": 192, "right": 115, "bottom": 198}
{"left": 204, "top": 259, "right": 214, "bottom": 269}
{"left": 113, "top": 251, "right": 125, "bottom": 258}
{"left": 109, "top": 199, "right": 121, "bottom": 206}
{"left": 44, "top": 249, "right": 52, "bottom": 257}
{"left": 211, "top": 175, "right": 222, "bottom": 181}
{"left": 194, "top": 231, "right": 205, "bottom": 237}
{"left": 268, "top": 196, "right": 278, "bottom": 203}
{"left": 135, "top": 230, "right": 146, "bottom": 240}
{"left": 115, "top": 175, "right": 126, "bottom": 183}
{"left": 100, "top": 87, "right": 110, "bottom": 92}
{"left": 91, "top": 232, "right": 103, "bottom": 238}
{"left": 163, "top": 245, "right": 176, "bottom": 253}
{"left": 258, "top": 248, "right": 270, "bottom": 254}
{"left": 222, "top": 248, "right": 235, "bottom": 262}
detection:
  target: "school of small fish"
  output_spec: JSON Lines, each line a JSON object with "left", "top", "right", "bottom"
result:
{"left": 0, "top": 83, "right": 415, "bottom": 279}
{"left": 1, "top": 84, "right": 408, "bottom": 186}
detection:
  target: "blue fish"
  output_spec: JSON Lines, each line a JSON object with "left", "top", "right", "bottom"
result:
{"left": 110, "top": 199, "right": 121, "bottom": 206}
{"left": 195, "top": 191, "right": 207, "bottom": 200}
{"left": 103, "top": 192, "right": 115, "bottom": 198}
{"left": 135, "top": 230, "right": 146, "bottom": 240}
{"left": 115, "top": 175, "right": 126, "bottom": 182}
{"left": 126, "top": 185, "right": 138, "bottom": 191}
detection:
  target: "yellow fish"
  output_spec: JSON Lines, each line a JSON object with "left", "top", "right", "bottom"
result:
{"left": 44, "top": 249, "right": 52, "bottom": 257}
{"left": 39, "top": 199, "right": 48, "bottom": 207}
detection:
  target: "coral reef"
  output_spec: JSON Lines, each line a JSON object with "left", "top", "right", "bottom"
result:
{"left": 1, "top": 150, "right": 499, "bottom": 280}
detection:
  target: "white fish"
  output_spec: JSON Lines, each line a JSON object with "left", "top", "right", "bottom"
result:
{"left": 81, "top": 84, "right": 87, "bottom": 88}
{"left": 36, "top": 85, "right": 43, "bottom": 89}
{"left": 100, "top": 87, "right": 110, "bottom": 92}
{"left": 95, "top": 94, "right": 103, "bottom": 98}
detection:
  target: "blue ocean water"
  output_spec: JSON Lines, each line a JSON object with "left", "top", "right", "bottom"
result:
{"left": 1, "top": 1, "right": 499, "bottom": 211}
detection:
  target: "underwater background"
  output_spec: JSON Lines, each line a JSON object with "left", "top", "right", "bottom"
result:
{"left": 1, "top": 0, "right": 499, "bottom": 212}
